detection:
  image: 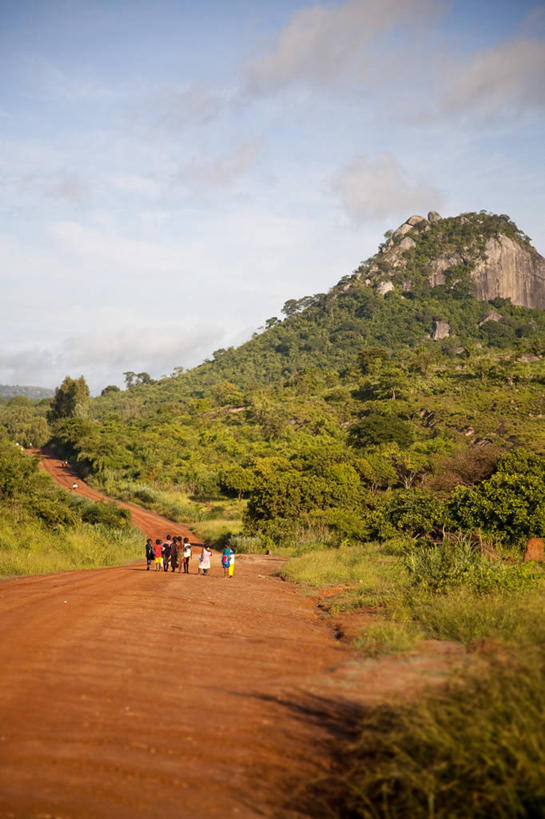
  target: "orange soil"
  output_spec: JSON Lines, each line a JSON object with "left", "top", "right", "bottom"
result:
{"left": 34, "top": 449, "right": 200, "bottom": 543}
{"left": 0, "top": 452, "right": 464, "bottom": 818}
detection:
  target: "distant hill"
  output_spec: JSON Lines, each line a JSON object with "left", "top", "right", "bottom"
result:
{"left": 8, "top": 209, "right": 545, "bottom": 552}
{"left": 0, "top": 385, "right": 54, "bottom": 400}
{"left": 91, "top": 210, "right": 545, "bottom": 401}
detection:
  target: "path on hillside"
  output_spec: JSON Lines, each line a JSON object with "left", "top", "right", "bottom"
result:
{"left": 0, "top": 452, "right": 464, "bottom": 818}
{"left": 35, "top": 448, "right": 200, "bottom": 543}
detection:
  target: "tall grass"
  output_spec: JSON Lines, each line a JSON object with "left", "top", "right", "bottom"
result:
{"left": 282, "top": 539, "right": 545, "bottom": 817}
{"left": 0, "top": 513, "right": 142, "bottom": 577}
{"left": 413, "top": 586, "right": 545, "bottom": 646}
{"left": 191, "top": 517, "right": 243, "bottom": 547}
{"left": 280, "top": 544, "right": 407, "bottom": 616}
{"left": 100, "top": 477, "right": 244, "bottom": 525}
{"left": 301, "top": 652, "right": 545, "bottom": 818}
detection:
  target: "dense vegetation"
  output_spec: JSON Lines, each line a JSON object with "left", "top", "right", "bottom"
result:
{"left": 283, "top": 536, "right": 545, "bottom": 818}
{"left": 0, "top": 438, "right": 141, "bottom": 576}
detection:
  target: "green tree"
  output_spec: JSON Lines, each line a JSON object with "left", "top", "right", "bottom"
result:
{"left": 349, "top": 414, "right": 414, "bottom": 449}
{"left": 449, "top": 450, "right": 545, "bottom": 546}
{"left": 123, "top": 371, "right": 136, "bottom": 389}
{"left": 48, "top": 376, "right": 90, "bottom": 422}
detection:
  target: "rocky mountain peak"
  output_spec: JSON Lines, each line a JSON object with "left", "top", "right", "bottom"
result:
{"left": 357, "top": 211, "right": 545, "bottom": 311}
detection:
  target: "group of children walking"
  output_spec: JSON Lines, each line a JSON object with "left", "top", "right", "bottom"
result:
{"left": 145, "top": 536, "right": 235, "bottom": 578}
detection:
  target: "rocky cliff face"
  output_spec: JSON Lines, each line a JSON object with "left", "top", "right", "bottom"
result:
{"left": 472, "top": 234, "right": 545, "bottom": 309}
{"left": 364, "top": 211, "right": 545, "bottom": 310}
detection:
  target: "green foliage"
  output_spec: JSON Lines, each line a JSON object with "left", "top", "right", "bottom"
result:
{"left": 0, "top": 400, "right": 51, "bottom": 447}
{"left": 404, "top": 534, "right": 538, "bottom": 594}
{"left": 0, "top": 441, "right": 141, "bottom": 577}
{"left": 218, "top": 464, "right": 255, "bottom": 499}
{"left": 349, "top": 412, "right": 414, "bottom": 449}
{"left": 368, "top": 489, "right": 448, "bottom": 540}
{"left": 449, "top": 449, "right": 545, "bottom": 545}
{"left": 69, "top": 497, "right": 131, "bottom": 528}
{"left": 245, "top": 453, "right": 364, "bottom": 532}
{"left": 48, "top": 375, "right": 90, "bottom": 422}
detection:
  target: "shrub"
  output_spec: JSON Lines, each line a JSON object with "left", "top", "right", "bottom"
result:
{"left": 403, "top": 535, "right": 540, "bottom": 594}
{"left": 450, "top": 472, "right": 545, "bottom": 546}
{"left": 349, "top": 413, "right": 414, "bottom": 449}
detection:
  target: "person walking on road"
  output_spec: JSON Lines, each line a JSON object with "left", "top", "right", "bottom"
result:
{"left": 199, "top": 545, "right": 212, "bottom": 576}
{"left": 145, "top": 538, "right": 154, "bottom": 570}
{"left": 180, "top": 537, "right": 192, "bottom": 574}
{"left": 162, "top": 536, "right": 172, "bottom": 573}
{"left": 170, "top": 537, "right": 179, "bottom": 573}
{"left": 228, "top": 548, "right": 235, "bottom": 579}
{"left": 153, "top": 539, "right": 163, "bottom": 571}
{"left": 222, "top": 546, "right": 233, "bottom": 578}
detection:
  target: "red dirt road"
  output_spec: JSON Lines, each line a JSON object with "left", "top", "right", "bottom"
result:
{"left": 35, "top": 449, "right": 200, "bottom": 544}
{"left": 0, "top": 453, "right": 352, "bottom": 818}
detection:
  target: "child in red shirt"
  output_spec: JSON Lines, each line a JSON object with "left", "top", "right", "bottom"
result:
{"left": 153, "top": 539, "right": 163, "bottom": 571}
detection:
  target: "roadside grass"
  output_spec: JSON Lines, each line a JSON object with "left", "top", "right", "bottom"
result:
{"left": 191, "top": 518, "right": 243, "bottom": 547}
{"left": 300, "top": 650, "right": 545, "bottom": 819}
{"left": 413, "top": 586, "right": 545, "bottom": 646}
{"left": 282, "top": 536, "right": 545, "bottom": 651}
{"left": 282, "top": 538, "right": 545, "bottom": 817}
{"left": 100, "top": 478, "right": 245, "bottom": 525}
{"left": 354, "top": 621, "right": 424, "bottom": 657}
{"left": 279, "top": 543, "right": 405, "bottom": 590}
{"left": 0, "top": 513, "right": 142, "bottom": 577}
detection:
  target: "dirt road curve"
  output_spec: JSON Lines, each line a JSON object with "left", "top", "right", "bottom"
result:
{"left": 35, "top": 449, "right": 200, "bottom": 543}
{"left": 0, "top": 453, "right": 352, "bottom": 818}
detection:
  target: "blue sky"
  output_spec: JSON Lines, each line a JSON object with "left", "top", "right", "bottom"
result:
{"left": 1, "top": 0, "right": 544, "bottom": 392}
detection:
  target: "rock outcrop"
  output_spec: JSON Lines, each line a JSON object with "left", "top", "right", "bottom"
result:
{"left": 472, "top": 235, "right": 545, "bottom": 309}
{"left": 369, "top": 211, "right": 545, "bottom": 311}
{"left": 478, "top": 309, "right": 502, "bottom": 328}
{"left": 432, "top": 320, "right": 450, "bottom": 340}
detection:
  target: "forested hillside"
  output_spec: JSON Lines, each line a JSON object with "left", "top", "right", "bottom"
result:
{"left": 3, "top": 211, "right": 545, "bottom": 553}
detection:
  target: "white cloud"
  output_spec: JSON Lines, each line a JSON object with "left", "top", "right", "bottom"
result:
{"left": 50, "top": 220, "right": 184, "bottom": 275}
{"left": 438, "top": 37, "right": 545, "bottom": 118}
{"left": 0, "top": 323, "right": 228, "bottom": 393}
{"left": 332, "top": 153, "right": 442, "bottom": 222}
{"left": 244, "top": 0, "right": 439, "bottom": 93}
{"left": 175, "top": 138, "right": 263, "bottom": 192}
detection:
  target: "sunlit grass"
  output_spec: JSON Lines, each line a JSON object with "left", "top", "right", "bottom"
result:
{"left": 280, "top": 543, "right": 406, "bottom": 595}
{"left": 412, "top": 586, "right": 545, "bottom": 646}
{"left": 99, "top": 477, "right": 245, "bottom": 524}
{"left": 354, "top": 620, "right": 424, "bottom": 657}
{"left": 281, "top": 541, "right": 545, "bottom": 816}
{"left": 191, "top": 517, "right": 243, "bottom": 546}
{"left": 0, "top": 514, "right": 142, "bottom": 577}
